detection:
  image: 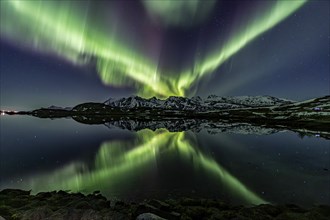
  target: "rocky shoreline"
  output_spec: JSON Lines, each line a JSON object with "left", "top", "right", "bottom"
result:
{"left": 0, "top": 189, "right": 329, "bottom": 220}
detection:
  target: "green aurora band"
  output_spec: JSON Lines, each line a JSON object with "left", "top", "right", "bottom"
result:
{"left": 2, "top": 129, "right": 266, "bottom": 204}
{"left": 0, "top": 0, "right": 307, "bottom": 98}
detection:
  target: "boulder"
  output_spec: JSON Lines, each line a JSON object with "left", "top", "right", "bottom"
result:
{"left": 136, "top": 213, "right": 166, "bottom": 220}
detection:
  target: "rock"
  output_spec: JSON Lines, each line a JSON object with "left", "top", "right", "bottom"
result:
{"left": 183, "top": 206, "right": 208, "bottom": 219}
{"left": 1, "top": 188, "right": 328, "bottom": 220}
{"left": 93, "top": 190, "right": 101, "bottom": 194}
{"left": 168, "top": 211, "right": 181, "bottom": 219}
{"left": 276, "top": 212, "right": 306, "bottom": 220}
{"left": 92, "top": 193, "right": 108, "bottom": 201}
{"left": 36, "top": 192, "right": 52, "bottom": 199}
{"left": 217, "top": 210, "right": 238, "bottom": 219}
{"left": 57, "top": 190, "right": 68, "bottom": 196}
{"left": 0, "top": 189, "right": 30, "bottom": 196}
{"left": 305, "top": 205, "right": 330, "bottom": 220}
{"left": 81, "top": 209, "right": 103, "bottom": 220}
{"left": 74, "top": 200, "right": 93, "bottom": 209}
{"left": 285, "top": 204, "right": 308, "bottom": 213}
{"left": 4, "top": 198, "right": 27, "bottom": 208}
{"left": 238, "top": 207, "right": 273, "bottom": 220}
{"left": 0, "top": 205, "right": 13, "bottom": 219}
{"left": 62, "top": 209, "right": 83, "bottom": 220}
{"left": 49, "top": 209, "right": 69, "bottom": 219}
{"left": 94, "top": 199, "right": 111, "bottom": 210}
{"left": 136, "top": 213, "right": 166, "bottom": 220}
{"left": 21, "top": 207, "right": 53, "bottom": 220}
{"left": 134, "top": 204, "right": 159, "bottom": 216}
{"left": 253, "top": 204, "right": 283, "bottom": 217}
{"left": 201, "top": 199, "right": 220, "bottom": 208}
{"left": 134, "top": 203, "right": 180, "bottom": 220}
{"left": 103, "top": 211, "right": 128, "bottom": 220}
{"left": 314, "top": 205, "right": 330, "bottom": 217}
{"left": 113, "top": 201, "right": 130, "bottom": 211}
{"left": 149, "top": 200, "right": 170, "bottom": 211}
{"left": 180, "top": 198, "right": 202, "bottom": 206}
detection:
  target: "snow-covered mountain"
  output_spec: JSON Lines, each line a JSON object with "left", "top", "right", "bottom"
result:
{"left": 104, "top": 95, "right": 293, "bottom": 111}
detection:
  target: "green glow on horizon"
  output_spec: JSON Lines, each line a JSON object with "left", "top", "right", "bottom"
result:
{"left": 0, "top": 0, "right": 307, "bottom": 97}
{"left": 4, "top": 129, "right": 266, "bottom": 205}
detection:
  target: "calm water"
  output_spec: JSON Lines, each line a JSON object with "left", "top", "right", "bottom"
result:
{"left": 1, "top": 115, "right": 329, "bottom": 206}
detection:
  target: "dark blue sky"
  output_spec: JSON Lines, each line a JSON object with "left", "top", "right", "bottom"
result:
{"left": 0, "top": 0, "right": 329, "bottom": 110}
{"left": 0, "top": 41, "right": 133, "bottom": 109}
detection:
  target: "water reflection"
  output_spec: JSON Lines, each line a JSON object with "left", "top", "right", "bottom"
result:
{"left": 2, "top": 129, "right": 265, "bottom": 204}
{"left": 1, "top": 116, "right": 329, "bottom": 206}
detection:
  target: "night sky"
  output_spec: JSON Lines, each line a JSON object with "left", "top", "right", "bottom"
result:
{"left": 0, "top": 0, "right": 329, "bottom": 110}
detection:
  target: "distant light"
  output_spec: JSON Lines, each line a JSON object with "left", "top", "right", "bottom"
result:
{"left": 1, "top": 112, "right": 5, "bottom": 116}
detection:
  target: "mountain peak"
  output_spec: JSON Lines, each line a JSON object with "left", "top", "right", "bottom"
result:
{"left": 103, "top": 95, "right": 293, "bottom": 111}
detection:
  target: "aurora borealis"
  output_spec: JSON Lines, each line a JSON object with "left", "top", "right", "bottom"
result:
{"left": 1, "top": 0, "right": 330, "bottom": 211}
{"left": 1, "top": 0, "right": 329, "bottom": 107}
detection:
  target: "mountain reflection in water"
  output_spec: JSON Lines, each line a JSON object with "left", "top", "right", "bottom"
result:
{"left": 6, "top": 129, "right": 265, "bottom": 204}
{"left": 1, "top": 116, "right": 329, "bottom": 206}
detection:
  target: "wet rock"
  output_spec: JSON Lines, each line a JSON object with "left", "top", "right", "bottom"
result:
{"left": 136, "top": 212, "right": 166, "bottom": 220}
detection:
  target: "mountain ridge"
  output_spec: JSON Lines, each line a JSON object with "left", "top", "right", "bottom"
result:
{"left": 2, "top": 95, "right": 329, "bottom": 139}
{"left": 103, "top": 95, "right": 294, "bottom": 111}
